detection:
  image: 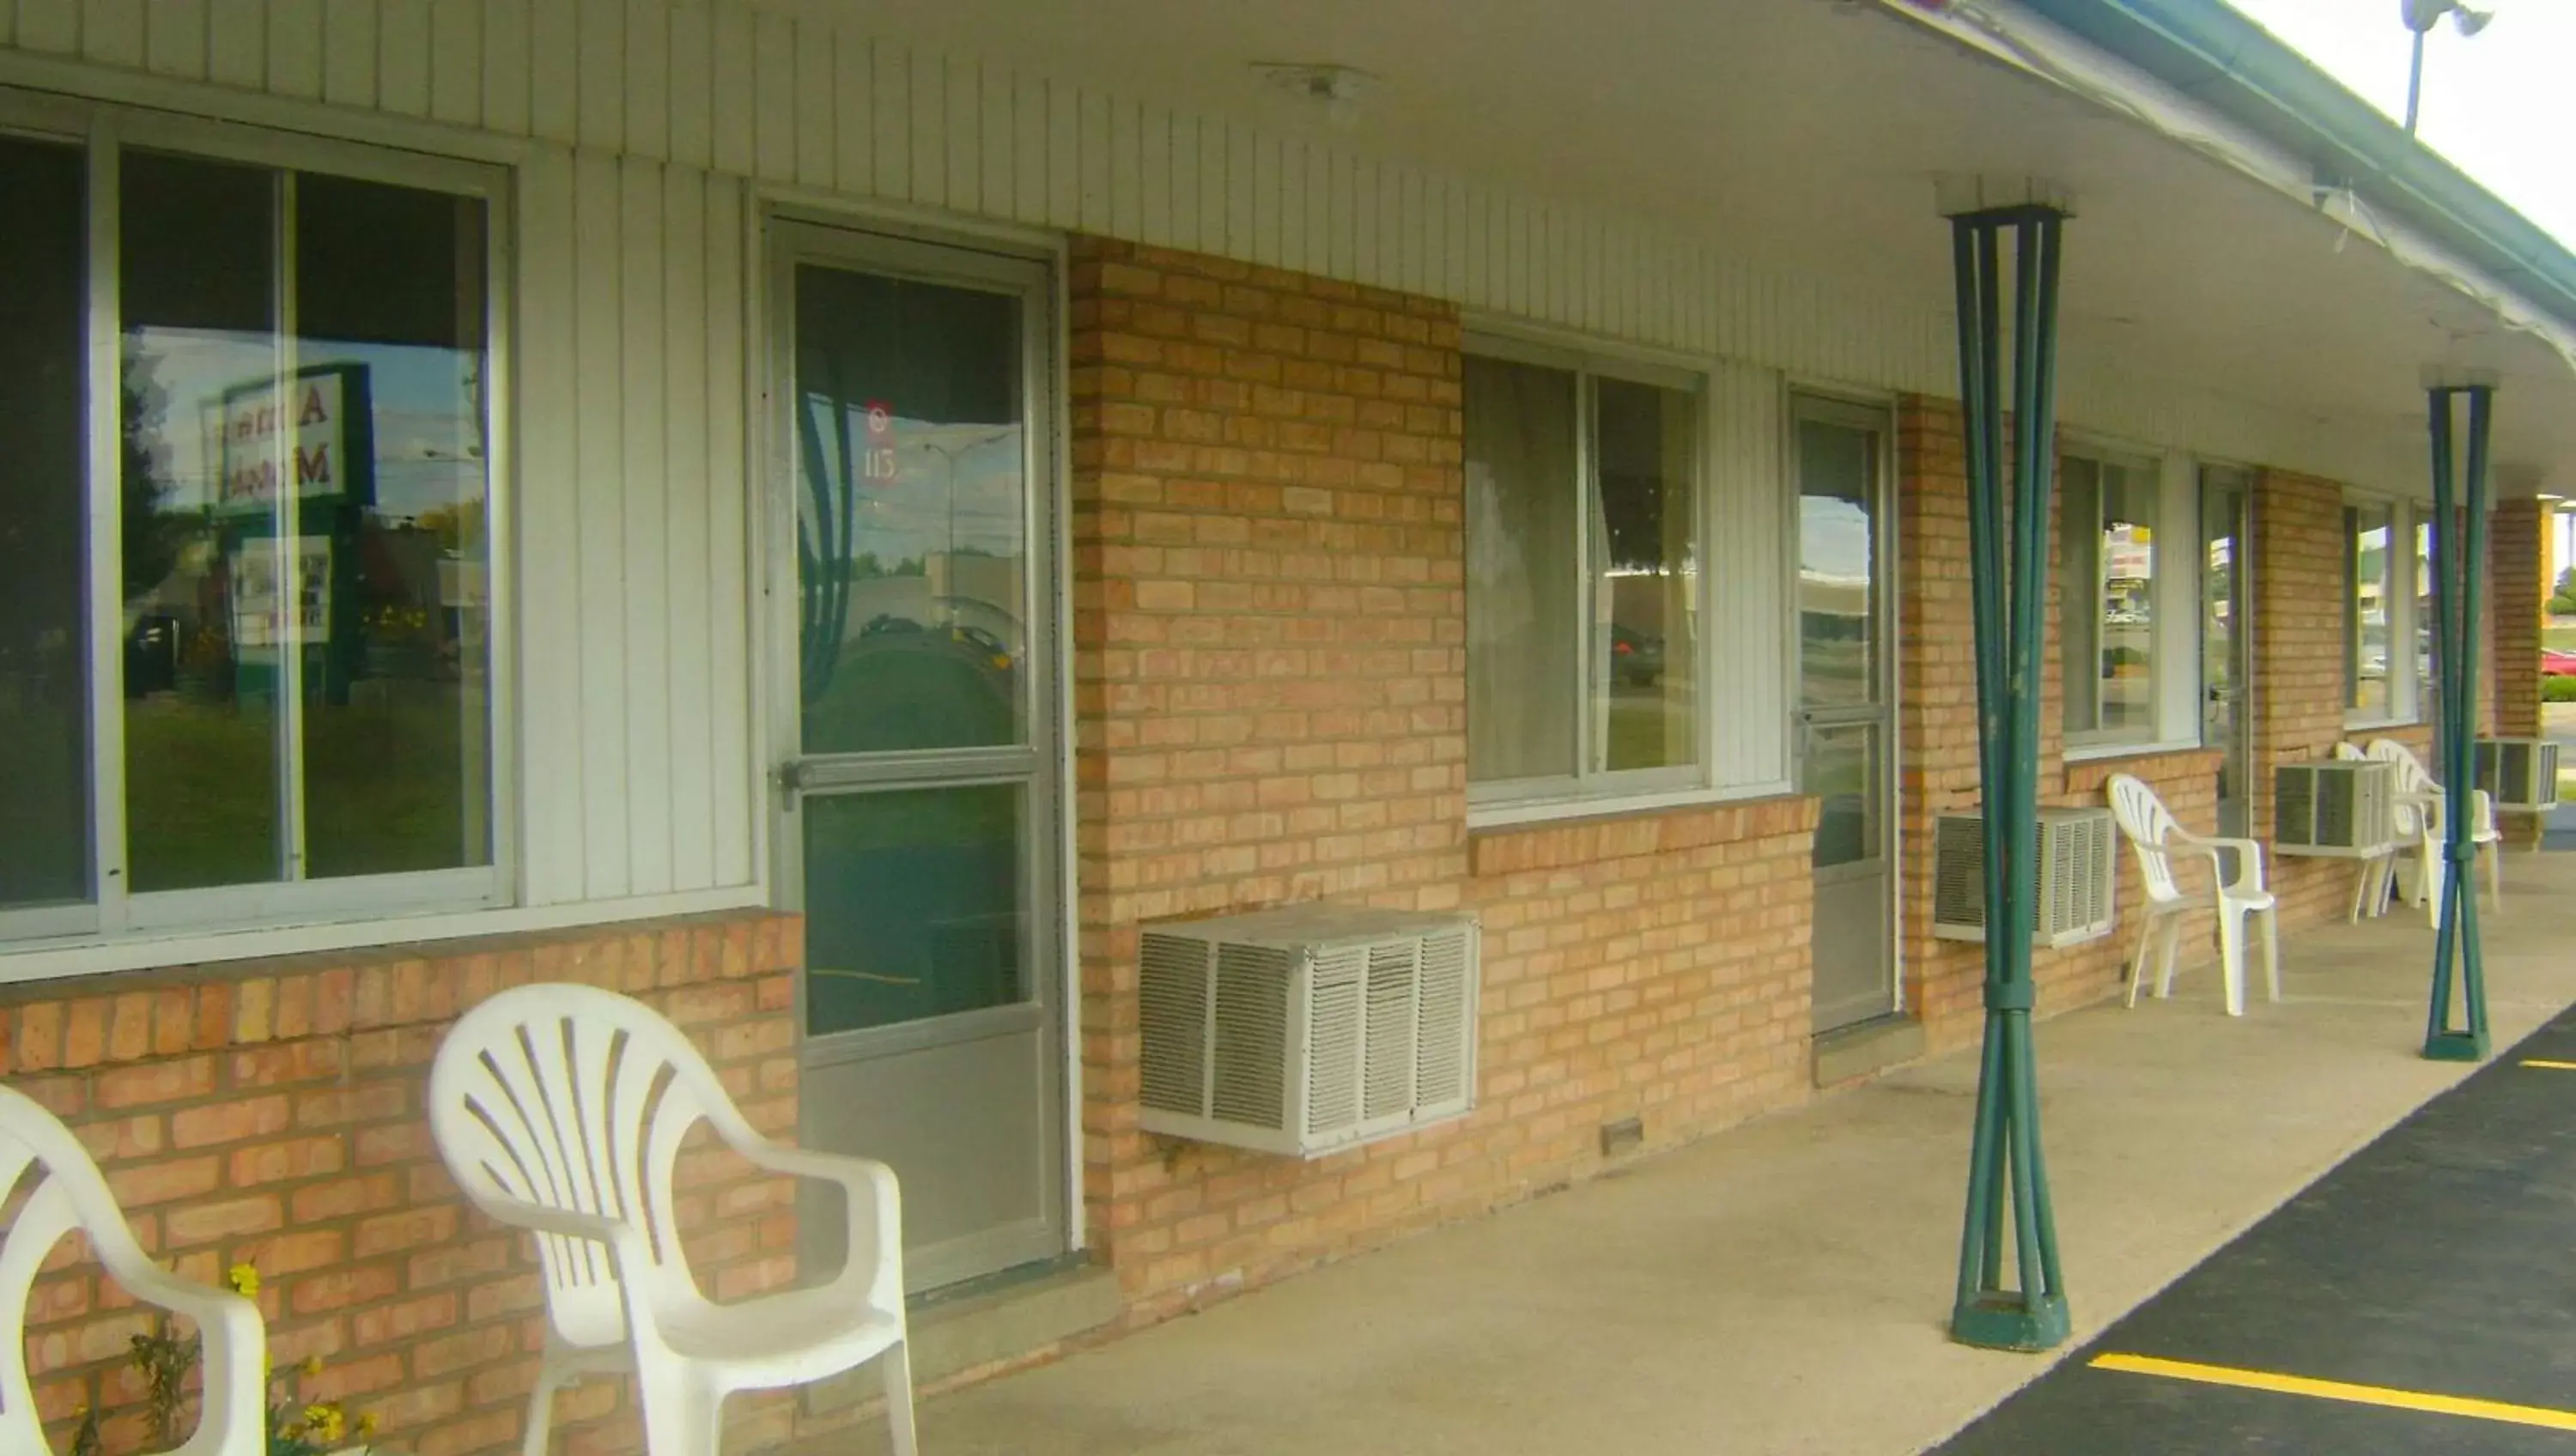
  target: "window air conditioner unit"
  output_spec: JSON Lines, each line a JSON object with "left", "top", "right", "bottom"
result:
{"left": 1930, "top": 807, "right": 2118, "bottom": 949}
{"left": 2473, "top": 737, "right": 2561, "bottom": 812}
{"left": 1138, "top": 904, "right": 1479, "bottom": 1158}
{"left": 2274, "top": 759, "right": 2397, "bottom": 856}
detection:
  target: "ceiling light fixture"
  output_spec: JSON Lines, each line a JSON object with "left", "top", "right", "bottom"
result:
{"left": 1251, "top": 63, "right": 1374, "bottom": 129}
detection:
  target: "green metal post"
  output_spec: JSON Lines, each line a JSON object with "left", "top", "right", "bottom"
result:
{"left": 2424, "top": 384, "right": 2494, "bottom": 1061}
{"left": 1947, "top": 205, "right": 2071, "bottom": 1352}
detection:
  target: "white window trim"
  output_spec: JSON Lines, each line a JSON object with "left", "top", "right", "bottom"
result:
{"left": 1461, "top": 329, "right": 1721, "bottom": 822}
{"left": 2342, "top": 491, "right": 2425, "bottom": 731}
{"left": 2061, "top": 440, "right": 2196, "bottom": 752}
{"left": 0, "top": 88, "right": 519, "bottom": 969}
{"left": 2065, "top": 738, "right": 2207, "bottom": 765}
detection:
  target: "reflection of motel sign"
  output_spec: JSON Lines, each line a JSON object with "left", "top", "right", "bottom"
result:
{"left": 218, "top": 373, "right": 344, "bottom": 508}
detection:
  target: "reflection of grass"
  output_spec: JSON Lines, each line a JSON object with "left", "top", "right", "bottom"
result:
{"left": 1604, "top": 695, "right": 1692, "bottom": 772}
{"left": 307, "top": 689, "right": 477, "bottom": 877}
{"left": 127, "top": 697, "right": 279, "bottom": 890}
{"left": 2548, "top": 622, "right": 2576, "bottom": 652}
{"left": 803, "top": 642, "right": 1015, "bottom": 754}
{"left": 124, "top": 689, "right": 481, "bottom": 892}
{"left": 804, "top": 783, "right": 1021, "bottom": 1034}
{"left": 805, "top": 782, "right": 1019, "bottom": 854}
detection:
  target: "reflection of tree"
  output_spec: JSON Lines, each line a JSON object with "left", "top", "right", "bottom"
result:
{"left": 120, "top": 347, "right": 191, "bottom": 604}
{"left": 799, "top": 387, "right": 859, "bottom": 702}
{"left": 845, "top": 552, "right": 925, "bottom": 580}
{"left": 416, "top": 500, "right": 486, "bottom": 555}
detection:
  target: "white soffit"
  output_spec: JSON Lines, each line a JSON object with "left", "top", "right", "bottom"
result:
{"left": 1880, "top": 0, "right": 2576, "bottom": 383}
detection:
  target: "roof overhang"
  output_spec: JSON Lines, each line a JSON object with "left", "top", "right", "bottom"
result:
{"left": 792, "top": 0, "right": 2576, "bottom": 492}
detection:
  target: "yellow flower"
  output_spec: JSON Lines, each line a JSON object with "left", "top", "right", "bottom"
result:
{"left": 356, "top": 1412, "right": 380, "bottom": 1438}
{"left": 301, "top": 1354, "right": 325, "bottom": 1378}
{"left": 225, "top": 1263, "right": 260, "bottom": 1296}
{"left": 303, "top": 1404, "right": 346, "bottom": 1444}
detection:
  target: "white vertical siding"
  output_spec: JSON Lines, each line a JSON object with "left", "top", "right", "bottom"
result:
{"left": 0, "top": 0, "right": 2426, "bottom": 910}
{"left": 1708, "top": 359, "right": 1791, "bottom": 792}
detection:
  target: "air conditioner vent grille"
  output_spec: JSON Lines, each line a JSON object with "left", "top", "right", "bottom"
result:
{"left": 1139, "top": 906, "right": 1480, "bottom": 1158}
{"left": 1931, "top": 807, "right": 2117, "bottom": 949}
{"left": 2274, "top": 761, "right": 2396, "bottom": 857}
{"left": 1210, "top": 943, "right": 1291, "bottom": 1128}
{"left": 1138, "top": 935, "right": 1210, "bottom": 1114}
{"left": 2475, "top": 738, "right": 2561, "bottom": 812}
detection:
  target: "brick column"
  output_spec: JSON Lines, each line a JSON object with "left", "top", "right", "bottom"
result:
{"left": 1067, "top": 237, "right": 1471, "bottom": 1312}
{"left": 2248, "top": 468, "right": 2371, "bottom": 927}
{"left": 2491, "top": 498, "right": 2548, "bottom": 846}
{"left": 1893, "top": 397, "right": 1989, "bottom": 1047}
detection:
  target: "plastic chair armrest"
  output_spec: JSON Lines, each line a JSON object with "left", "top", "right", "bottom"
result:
{"left": 186, "top": 1289, "right": 268, "bottom": 1453}
{"left": 2203, "top": 836, "right": 2269, "bottom": 895}
{"left": 470, "top": 1194, "right": 667, "bottom": 1338}
{"left": 2171, "top": 827, "right": 2266, "bottom": 895}
{"left": 731, "top": 1139, "right": 905, "bottom": 1310}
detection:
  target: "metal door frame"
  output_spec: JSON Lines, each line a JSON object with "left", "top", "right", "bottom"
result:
{"left": 761, "top": 216, "right": 1069, "bottom": 1283}
{"left": 1790, "top": 391, "right": 1902, "bottom": 1028}
{"left": 2200, "top": 464, "right": 2257, "bottom": 839}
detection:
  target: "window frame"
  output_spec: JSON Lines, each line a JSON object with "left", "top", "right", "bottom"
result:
{"left": 0, "top": 89, "right": 517, "bottom": 953}
{"left": 2058, "top": 440, "right": 2187, "bottom": 754}
{"left": 2342, "top": 490, "right": 2423, "bottom": 730}
{"left": 1461, "top": 330, "right": 1713, "bottom": 817}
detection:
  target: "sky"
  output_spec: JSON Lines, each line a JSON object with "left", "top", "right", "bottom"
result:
{"left": 2222, "top": 2, "right": 2575, "bottom": 567}
{"left": 2223, "top": 0, "right": 2576, "bottom": 247}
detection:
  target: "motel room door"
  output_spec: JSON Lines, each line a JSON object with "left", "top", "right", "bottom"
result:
{"left": 769, "top": 221, "right": 1066, "bottom": 1290}
{"left": 1796, "top": 397, "right": 1899, "bottom": 1034}
{"left": 2202, "top": 467, "right": 2255, "bottom": 839}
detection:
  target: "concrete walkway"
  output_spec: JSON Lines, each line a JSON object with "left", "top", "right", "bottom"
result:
{"left": 870, "top": 852, "right": 2576, "bottom": 1456}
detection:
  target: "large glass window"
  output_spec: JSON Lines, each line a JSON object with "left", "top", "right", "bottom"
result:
{"left": 2345, "top": 500, "right": 2397, "bottom": 718}
{"left": 1, "top": 116, "right": 496, "bottom": 943}
{"left": 2059, "top": 452, "right": 2160, "bottom": 743}
{"left": 1465, "top": 347, "right": 1700, "bottom": 804}
{"left": 0, "top": 135, "right": 91, "bottom": 924}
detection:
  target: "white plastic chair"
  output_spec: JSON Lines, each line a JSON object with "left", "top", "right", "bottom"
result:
{"left": 2105, "top": 774, "right": 2281, "bottom": 1017}
{"left": 1, "top": 1084, "right": 265, "bottom": 1456}
{"left": 428, "top": 984, "right": 914, "bottom": 1456}
{"left": 2366, "top": 737, "right": 2502, "bottom": 925}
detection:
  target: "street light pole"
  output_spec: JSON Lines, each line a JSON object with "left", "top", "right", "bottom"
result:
{"left": 2404, "top": 25, "right": 2427, "bottom": 134}
{"left": 2400, "top": 0, "right": 2494, "bottom": 136}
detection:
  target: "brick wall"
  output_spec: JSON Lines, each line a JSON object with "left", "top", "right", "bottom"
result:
{"left": 1068, "top": 239, "right": 1822, "bottom": 1323}
{"left": 2492, "top": 499, "right": 2547, "bottom": 846}
{"left": 8, "top": 914, "right": 800, "bottom": 1456}
{"left": 2246, "top": 467, "right": 2371, "bottom": 929}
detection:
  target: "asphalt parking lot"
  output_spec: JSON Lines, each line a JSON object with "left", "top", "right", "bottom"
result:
{"left": 1932, "top": 998, "right": 2576, "bottom": 1454}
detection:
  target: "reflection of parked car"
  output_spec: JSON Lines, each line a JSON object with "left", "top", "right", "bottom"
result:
{"left": 1611, "top": 625, "right": 1662, "bottom": 687}
{"left": 951, "top": 625, "right": 1015, "bottom": 672}
{"left": 859, "top": 614, "right": 924, "bottom": 638}
{"left": 125, "top": 614, "right": 180, "bottom": 696}
{"left": 2543, "top": 649, "right": 2576, "bottom": 678}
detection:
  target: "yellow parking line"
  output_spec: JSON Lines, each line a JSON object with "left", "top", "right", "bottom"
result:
{"left": 2091, "top": 1354, "right": 2576, "bottom": 1432}
{"left": 2518, "top": 1058, "right": 2576, "bottom": 1071}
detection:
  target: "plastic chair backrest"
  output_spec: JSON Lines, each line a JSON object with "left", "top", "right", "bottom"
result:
{"left": 2104, "top": 774, "right": 2186, "bottom": 906}
{"left": 1, "top": 1086, "right": 262, "bottom": 1456}
{"left": 428, "top": 984, "right": 744, "bottom": 1349}
{"left": 2365, "top": 737, "right": 2438, "bottom": 797}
